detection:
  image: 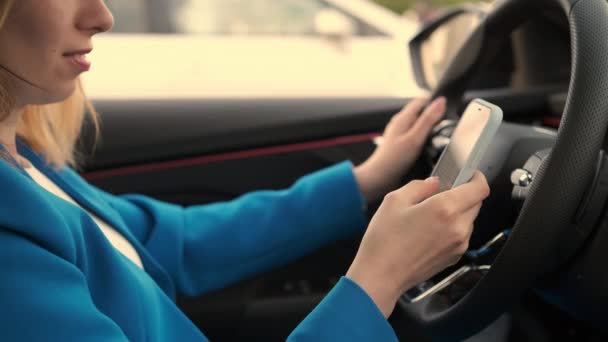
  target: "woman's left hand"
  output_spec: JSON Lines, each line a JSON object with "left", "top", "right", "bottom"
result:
{"left": 354, "top": 96, "right": 447, "bottom": 203}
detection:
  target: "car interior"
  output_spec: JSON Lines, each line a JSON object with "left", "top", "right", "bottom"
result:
{"left": 79, "top": 0, "right": 608, "bottom": 340}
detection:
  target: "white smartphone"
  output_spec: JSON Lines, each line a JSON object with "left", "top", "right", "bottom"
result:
{"left": 431, "top": 98, "right": 503, "bottom": 192}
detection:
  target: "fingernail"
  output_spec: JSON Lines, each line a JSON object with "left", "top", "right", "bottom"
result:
{"left": 425, "top": 176, "right": 439, "bottom": 183}
{"left": 425, "top": 98, "right": 443, "bottom": 112}
{"left": 434, "top": 97, "right": 446, "bottom": 106}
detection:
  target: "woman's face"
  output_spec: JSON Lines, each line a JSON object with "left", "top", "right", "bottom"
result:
{"left": 0, "top": 0, "right": 113, "bottom": 107}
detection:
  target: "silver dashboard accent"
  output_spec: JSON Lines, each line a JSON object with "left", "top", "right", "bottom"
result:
{"left": 465, "top": 229, "right": 511, "bottom": 259}
{"left": 404, "top": 264, "right": 490, "bottom": 303}
{"left": 431, "top": 135, "right": 451, "bottom": 150}
{"left": 510, "top": 168, "right": 532, "bottom": 187}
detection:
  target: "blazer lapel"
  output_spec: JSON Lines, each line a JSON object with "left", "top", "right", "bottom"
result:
{"left": 13, "top": 140, "right": 177, "bottom": 297}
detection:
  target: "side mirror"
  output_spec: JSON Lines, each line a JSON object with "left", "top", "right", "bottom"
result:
{"left": 314, "top": 9, "right": 355, "bottom": 40}
{"left": 409, "top": 6, "right": 487, "bottom": 90}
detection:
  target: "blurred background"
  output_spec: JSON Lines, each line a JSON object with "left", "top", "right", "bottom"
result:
{"left": 377, "top": 0, "right": 478, "bottom": 20}
{"left": 82, "top": 0, "right": 484, "bottom": 100}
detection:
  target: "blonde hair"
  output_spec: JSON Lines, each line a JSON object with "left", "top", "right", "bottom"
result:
{"left": 17, "top": 83, "right": 100, "bottom": 169}
{"left": 0, "top": 0, "right": 100, "bottom": 169}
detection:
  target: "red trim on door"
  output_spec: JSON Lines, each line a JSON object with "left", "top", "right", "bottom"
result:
{"left": 83, "top": 132, "right": 382, "bottom": 181}
{"left": 543, "top": 116, "right": 561, "bottom": 128}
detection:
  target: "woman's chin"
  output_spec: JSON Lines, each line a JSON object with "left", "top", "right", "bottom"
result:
{"left": 29, "top": 82, "right": 77, "bottom": 105}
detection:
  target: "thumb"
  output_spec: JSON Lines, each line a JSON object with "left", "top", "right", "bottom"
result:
{"left": 398, "top": 177, "right": 440, "bottom": 205}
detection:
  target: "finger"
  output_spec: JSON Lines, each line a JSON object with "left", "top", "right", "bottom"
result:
{"left": 394, "top": 177, "right": 440, "bottom": 205}
{"left": 455, "top": 205, "right": 482, "bottom": 249}
{"left": 452, "top": 205, "right": 481, "bottom": 243}
{"left": 461, "top": 203, "right": 483, "bottom": 233}
{"left": 386, "top": 97, "right": 429, "bottom": 136}
{"left": 459, "top": 204, "right": 483, "bottom": 244}
{"left": 407, "top": 97, "right": 447, "bottom": 143}
{"left": 441, "top": 171, "right": 490, "bottom": 211}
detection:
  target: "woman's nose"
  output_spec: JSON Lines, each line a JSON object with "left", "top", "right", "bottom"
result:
{"left": 77, "top": 0, "right": 114, "bottom": 35}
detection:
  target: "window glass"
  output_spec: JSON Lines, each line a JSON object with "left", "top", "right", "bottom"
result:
{"left": 105, "top": 0, "right": 148, "bottom": 33}
{"left": 105, "top": 0, "right": 384, "bottom": 36}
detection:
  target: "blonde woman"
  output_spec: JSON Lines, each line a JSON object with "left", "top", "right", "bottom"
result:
{"left": 0, "top": 1, "right": 489, "bottom": 341}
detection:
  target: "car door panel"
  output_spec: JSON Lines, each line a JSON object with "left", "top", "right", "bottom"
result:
{"left": 82, "top": 97, "right": 407, "bottom": 170}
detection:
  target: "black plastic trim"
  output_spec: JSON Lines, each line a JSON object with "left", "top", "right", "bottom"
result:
{"left": 83, "top": 97, "right": 408, "bottom": 170}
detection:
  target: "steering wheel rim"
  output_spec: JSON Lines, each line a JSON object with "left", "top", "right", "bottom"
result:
{"left": 400, "top": 0, "right": 608, "bottom": 339}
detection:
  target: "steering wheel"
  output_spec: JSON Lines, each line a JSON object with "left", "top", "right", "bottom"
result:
{"left": 398, "top": 0, "right": 608, "bottom": 340}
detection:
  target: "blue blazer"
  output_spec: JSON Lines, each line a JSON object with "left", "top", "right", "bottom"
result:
{"left": 0, "top": 141, "right": 397, "bottom": 341}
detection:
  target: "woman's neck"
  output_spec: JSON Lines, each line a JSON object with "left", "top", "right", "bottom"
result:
{"left": 0, "top": 106, "right": 25, "bottom": 164}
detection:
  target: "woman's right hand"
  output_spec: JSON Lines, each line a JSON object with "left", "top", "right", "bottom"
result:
{"left": 346, "top": 171, "right": 490, "bottom": 317}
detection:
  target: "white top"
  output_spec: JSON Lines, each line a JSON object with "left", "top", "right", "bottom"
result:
{"left": 24, "top": 163, "right": 144, "bottom": 269}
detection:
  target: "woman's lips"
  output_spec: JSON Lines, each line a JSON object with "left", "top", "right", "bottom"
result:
{"left": 65, "top": 53, "right": 91, "bottom": 72}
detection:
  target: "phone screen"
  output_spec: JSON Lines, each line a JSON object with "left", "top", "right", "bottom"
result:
{"left": 432, "top": 102, "right": 492, "bottom": 192}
